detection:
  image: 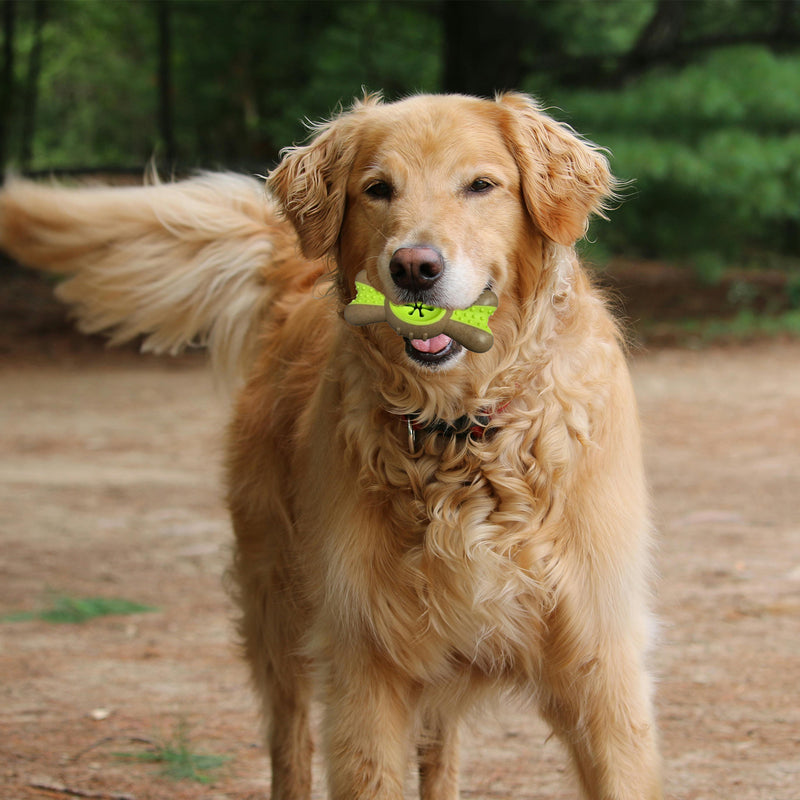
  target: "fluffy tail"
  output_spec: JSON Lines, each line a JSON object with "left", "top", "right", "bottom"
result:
{"left": 0, "top": 172, "right": 284, "bottom": 384}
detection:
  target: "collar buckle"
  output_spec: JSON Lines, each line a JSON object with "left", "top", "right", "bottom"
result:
{"left": 406, "top": 416, "right": 418, "bottom": 453}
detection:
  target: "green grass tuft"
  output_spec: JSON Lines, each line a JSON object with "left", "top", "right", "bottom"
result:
{"left": 115, "top": 720, "right": 230, "bottom": 784}
{"left": 2, "top": 594, "right": 157, "bottom": 624}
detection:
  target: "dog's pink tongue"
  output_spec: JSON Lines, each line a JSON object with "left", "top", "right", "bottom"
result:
{"left": 410, "top": 333, "right": 452, "bottom": 353}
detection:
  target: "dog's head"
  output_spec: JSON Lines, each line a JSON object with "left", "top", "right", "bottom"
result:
{"left": 269, "top": 92, "right": 614, "bottom": 370}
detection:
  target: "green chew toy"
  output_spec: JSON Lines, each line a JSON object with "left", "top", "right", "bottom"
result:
{"left": 343, "top": 270, "right": 497, "bottom": 353}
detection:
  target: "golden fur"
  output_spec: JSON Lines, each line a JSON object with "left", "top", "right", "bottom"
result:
{"left": 0, "top": 92, "right": 662, "bottom": 799}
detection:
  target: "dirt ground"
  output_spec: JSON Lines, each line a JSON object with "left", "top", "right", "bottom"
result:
{"left": 1, "top": 335, "right": 798, "bottom": 800}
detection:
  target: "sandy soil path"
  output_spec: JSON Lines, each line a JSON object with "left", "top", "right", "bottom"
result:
{"left": 1, "top": 342, "right": 798, "bottom": 799}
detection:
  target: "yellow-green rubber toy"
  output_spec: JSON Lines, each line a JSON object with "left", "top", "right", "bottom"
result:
{"left": 343, "top": 271, "right": 497, "bottom": 353}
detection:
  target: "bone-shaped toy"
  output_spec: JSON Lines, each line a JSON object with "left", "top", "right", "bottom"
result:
{"left": 343, "top": 270, "right": 498, "bottom": 353}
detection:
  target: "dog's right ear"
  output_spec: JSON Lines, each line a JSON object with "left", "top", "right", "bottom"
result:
{"left": 268, "top": 101, "right": 372, "bottom": 261}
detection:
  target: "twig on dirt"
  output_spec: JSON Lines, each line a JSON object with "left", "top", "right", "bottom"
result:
{"left": 68, "top": 736, "right": 115, "bottom": 763}
{"left": 29, "top": 778, "right": 135, "bottom": 800}
{"left": 69, "top": 735, "right": 159, "bottom": 763}
{"left": 126, "top": 736, "right": 161, "bottom": 748}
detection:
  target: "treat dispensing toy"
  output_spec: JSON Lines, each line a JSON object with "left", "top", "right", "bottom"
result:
{"left": 343, "top": 271, "right": 498, "bottom": 353}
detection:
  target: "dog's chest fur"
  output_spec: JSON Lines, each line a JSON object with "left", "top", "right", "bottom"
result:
{"left": 307, "top": 402, "right": 574, "bottom": 683}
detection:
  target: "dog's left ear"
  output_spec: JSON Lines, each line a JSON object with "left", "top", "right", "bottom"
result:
{"left": 496, "top": 92, "right": 615, "bottom": 246}
{"left": 268, "top": 102, "right": 369, "bottom": 260}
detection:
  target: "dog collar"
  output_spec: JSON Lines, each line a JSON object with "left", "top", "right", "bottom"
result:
{"left": 401, "top": 406, "right": 506, "bottom": 452}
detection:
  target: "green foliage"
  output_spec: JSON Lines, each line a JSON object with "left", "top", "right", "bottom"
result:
{"left": 4, "top": 0, "right": 800, "bottom": 274}
{"left": 787, "top": 274, "right": 800, "bottom": 309}
{"left": 654, "top": 308, "right": 800, "bottom": 346}
{"left": 115, "top": 720, "right": 230, "bottom": 784}
{"left": 3, "top": 594, "right": 157, "bottom": 624}
{"left": 29, "top": 2, "right": 158, "bottom": 168}
{"left": 548, "top": 47, "right": 800, "bottom": 267}
{"left": 525, "top": 0, "right": 655, "bottom": 66}
{"left": 571, "top": 48, "right": 800, "bottom": 137}
{"left": 246, "top": 0, "right": 440, "bottom": 156}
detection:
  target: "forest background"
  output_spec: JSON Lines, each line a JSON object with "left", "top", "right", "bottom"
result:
{"left": 2, "top": 0, "right": 800, "bottom": 291}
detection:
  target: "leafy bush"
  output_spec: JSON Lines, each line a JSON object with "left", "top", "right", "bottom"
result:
{"left": 548, "top": 47, "right": 800, "bottom": 269}
{"left": 6, "top": 2, "right": 800, "bottom": 275}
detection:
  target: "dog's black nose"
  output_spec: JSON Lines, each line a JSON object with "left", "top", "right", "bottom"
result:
{"left": 389, "top": 246, "right": 444, "bottom": 293}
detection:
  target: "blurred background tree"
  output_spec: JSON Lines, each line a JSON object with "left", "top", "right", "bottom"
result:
{"left": 2, "top": 0, "right": 800, "bottom": 280}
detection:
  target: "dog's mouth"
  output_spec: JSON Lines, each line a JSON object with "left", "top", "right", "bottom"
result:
{"left": 404, "top": 333, "right": 463, "bottom": 366}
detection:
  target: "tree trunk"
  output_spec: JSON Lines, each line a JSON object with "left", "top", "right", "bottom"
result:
{"left": 441, "top": 0, "right": 527, "bottom": 96}
{"left": 1, "top": 0, "right": 16, "bottom": 180}
{"left": 19, "top": 0, "right": 46, "bottom": 170}
{"left": 156, "top": 0, "right": 176, "bottom": 166}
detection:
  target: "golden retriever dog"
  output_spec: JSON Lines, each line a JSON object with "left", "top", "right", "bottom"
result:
{"left": 0, "top": 92, "right": 662, "bottom": 799}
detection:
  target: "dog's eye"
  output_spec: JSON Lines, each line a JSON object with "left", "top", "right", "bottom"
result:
{"left": 365, "top": 180, "right": 393, "bottom": 200}
{"left": 467, "top": 178, "right": 494, "bottom": 194}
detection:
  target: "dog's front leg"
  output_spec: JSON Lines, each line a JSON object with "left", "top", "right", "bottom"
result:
{"left": 418, "top": 712, "right": 460, "bottom": 800}
{"left": 322, "top": 650, "right": 416, "bottom": 800}
{"left": 540, "top": 639, "right": 663, "bottom": 800}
